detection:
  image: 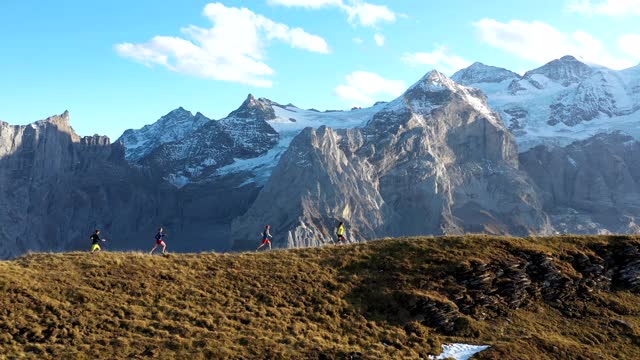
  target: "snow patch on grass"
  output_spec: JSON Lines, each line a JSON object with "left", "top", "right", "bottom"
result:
{"left": 428, "top": 343, "right": 490, "bottom": 360}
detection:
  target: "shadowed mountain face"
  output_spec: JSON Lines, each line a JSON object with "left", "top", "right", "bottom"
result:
{"left": 520, "top": 132, "right": 640, "bottom": 234}
{"left": 0, "top": 112, "right": 162, "bottom": 258}
{"left": 0, "top": 112, "right": 257, "bottom": 258}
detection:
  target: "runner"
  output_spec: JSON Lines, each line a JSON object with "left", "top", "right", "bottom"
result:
{"left": 90, "top": 229, "right": 106, "bottom": 254}
{"left": 336, "top": 221, "right": 347, "bottom": 244}
{"left": 149, "top": 227, "right": 167, "bottom": 255}
{"left": 256, "top": 225, "right": 273, "bottom": 251}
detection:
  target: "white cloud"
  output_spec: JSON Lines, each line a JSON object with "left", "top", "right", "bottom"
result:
{"left": 353, "top": 37, "right": 364, "bottom": 44}
{"left": 618, "top": 34, "right": 640, "bottom": 59}
{"left": 401, "top": 45, "right": 471, "bottom": 75}
{"left": 267, "top": 0, "right": 342, "bottom": 7}
{"left": 567, "top": 0, "right": 640, "bottom": 16}
{"left": 334, "top": 71, "right": 406, "bottom": 106}
{"left": 345, "top": 2, "right": 396, "bottom": 26}
{"left": 115, "top": 2, "right": 329, "bottom": 87}
{"left": 374, "top": 33, "right": 385, "bottom": 46}
{"left": 473, "top": 18, "right": 636, "bottom": 70}
{"left": 269, "top": 0, "right": 396, "bottom": 27}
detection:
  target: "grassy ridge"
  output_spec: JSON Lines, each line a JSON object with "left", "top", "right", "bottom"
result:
{"left": 1, "top": 235, "right": 639, "bottom": 359}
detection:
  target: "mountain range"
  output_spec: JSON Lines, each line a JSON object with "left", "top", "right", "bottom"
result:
{"left": 1, "top": 55, "right": 640, "bottom": 258}
{"left": 451, "top": 55, "right": 640, "bottom": 150}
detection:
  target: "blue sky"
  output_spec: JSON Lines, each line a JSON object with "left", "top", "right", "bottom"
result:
{"left": 1, "top": 0, "right": 639, "bottom": 139}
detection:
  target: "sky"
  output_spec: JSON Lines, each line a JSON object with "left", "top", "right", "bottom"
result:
{"left": 1, "top": 0, "right": 639, "bottom": 139}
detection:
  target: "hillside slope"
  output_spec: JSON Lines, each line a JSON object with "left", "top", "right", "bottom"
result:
{"left": 1, "top": 236, "right": 639, "bottom": 359}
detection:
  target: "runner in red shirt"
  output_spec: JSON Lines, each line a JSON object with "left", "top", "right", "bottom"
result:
{"left": 256, "top": 225, "right": 273, "bottom": 251}
{"left": 150, "top": 227, "right": 167, "bottom": 255}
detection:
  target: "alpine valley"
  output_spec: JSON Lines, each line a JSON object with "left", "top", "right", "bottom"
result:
{"left": 2, "top": 55, "right": 640, "bottom": 258}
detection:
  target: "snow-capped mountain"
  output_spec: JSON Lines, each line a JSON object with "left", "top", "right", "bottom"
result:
{"left": 118, "top": 107, "right": 210, "bottom": 161}
{"left": 124, "top": 93, "right": 385, "bottom": 187}
{"left": 231, "top": 70, "right": 549, "bottom": 248}
{"left": 120, "top": 56, "right": 640, "bottom": 190}
{"left": 135, "top": 95, "right": 280, "bottom": 187}
{"left": 452, "top": 55, "right": 640, "bottom": 150}
{"left": 523, "top": 55, "right": 594, "bottom": 86}
{"left": 220, "top": 99, "right": 385, "bottom": 184}
{"left": 5, "top": 64, "right": 640, "bottom": 258}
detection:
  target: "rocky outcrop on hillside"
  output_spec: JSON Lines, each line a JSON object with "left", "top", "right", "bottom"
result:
{"left": 401, "top": 238, "right": 640, "bottom": 336}
{"left": 231, "top": 71, "right": 552, "bottom": 249}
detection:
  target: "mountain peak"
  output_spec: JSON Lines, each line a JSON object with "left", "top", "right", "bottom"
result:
{"left": 43, "top": 111, "right": 71, "bottom": 126}
{"left": 524, "top": 55, "right": 593, "bottom": 86}
{"left": 379, "top": 70, "right": 501, "bottom": 129}
{"left": 409, "top": 70, "right": 458, "bottom": 93}
{"left": 560, "top": 55, "right": 578, "bottom": 61}
{"left": 166, "top": 107, "right": 192, "bottom": 117}
{"left": 227, "top": 94, "right": 276, "bottom": 121}
{"left": 451, "top": 62, "right": 521, "bottom": 85}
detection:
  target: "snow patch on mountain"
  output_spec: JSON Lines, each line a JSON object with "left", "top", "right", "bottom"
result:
{"left": 118, "top": 108, "right": 210, "bottom": 161}
{"left": 456, "top": 56, "right": 640, "bottom": 151}
{"left": 452, "top": 62, "right": 520, "bottom": 85}
{"left": 217, "top": 104, "right": 385, "bottom": 185}
{"left": 397, "top": 70, "right": 503, "bottom": 128}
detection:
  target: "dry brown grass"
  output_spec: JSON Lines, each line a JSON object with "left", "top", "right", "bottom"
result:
{"left": 0, "top": 235, "right": 639, "bottom": 359}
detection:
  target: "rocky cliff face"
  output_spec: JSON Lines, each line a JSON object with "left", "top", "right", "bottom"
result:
{"left": 0, "top": 112, "right": 257, "bottom": 258}
{"left": 231, "top": 71, "right": 552, "bottom": 249}
{"left": 520, "top": 132, "right": 640, "bottom": 234}
{"left": 0, "top": 112, "right": 168, "bottom": 258}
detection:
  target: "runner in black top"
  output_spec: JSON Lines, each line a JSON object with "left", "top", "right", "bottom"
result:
{"left": 90, "top": 229, "right": 105, "bottom": 254}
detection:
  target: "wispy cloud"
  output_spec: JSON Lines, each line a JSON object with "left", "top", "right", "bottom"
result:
{"left": 115, "top": 2, "right": 329, "bottom": 87}
{"left": 401, "top": 45, "right": 471, "bottom": 75}
{"left": 374, "top": 33, "right": 385, "bottom": 46}
{"left": 268, "top": 0, "right": 396, "bottom": 27}
{"left": 334, "top": 71, "right": 405, "bottom": 106}
{"left": 473, "top": 18, "right": 636, "bottom": 70}
{"left": 567, "top": 0, "right": 640, "bottom": 16}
